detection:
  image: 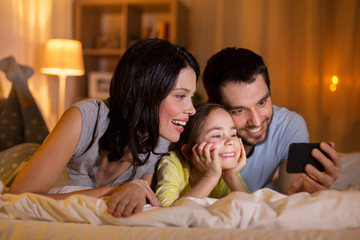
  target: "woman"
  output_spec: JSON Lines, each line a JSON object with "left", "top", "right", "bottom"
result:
{"left": 8, "top": 38, "right": 200, "bottom": 217}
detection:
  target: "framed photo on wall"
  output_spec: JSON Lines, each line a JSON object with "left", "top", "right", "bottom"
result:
{"left": 88, "top": 71, "right": 112, "bottom": 99}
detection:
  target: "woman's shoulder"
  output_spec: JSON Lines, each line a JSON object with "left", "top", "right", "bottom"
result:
{"left": 70, "top": 99, "right": 110, "bottom": 158}
{"left": 71, "top": 99, "right": 110, "bottom": 125}
{"left": 72, "top": 99, "right": 109, "bottom": 113}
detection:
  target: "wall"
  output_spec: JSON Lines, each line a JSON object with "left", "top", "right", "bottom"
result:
{"left": 188, "top": 0, "right": 360, "bottom": 153}
{"left": 1, "top": 0, "right": 359, "bottom": 152}
{"left": 0, "top": 0, "right": 75, "bottom": 129}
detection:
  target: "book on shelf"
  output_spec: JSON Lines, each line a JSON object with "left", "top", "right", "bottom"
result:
{"left": 146, "top": 21, "right": 170, "bottom": 41}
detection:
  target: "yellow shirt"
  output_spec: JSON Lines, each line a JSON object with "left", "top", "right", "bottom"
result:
{"left": 155, "top": 151, "right": 248, "bottom": 207}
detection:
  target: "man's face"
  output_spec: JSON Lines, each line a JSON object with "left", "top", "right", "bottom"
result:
{"left": 220, "top": 74, "right": 273, "bottom": 152}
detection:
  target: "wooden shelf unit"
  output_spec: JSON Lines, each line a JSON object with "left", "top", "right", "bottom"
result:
{"left": 73, "top": 0, "right": 189, "bottom": 98}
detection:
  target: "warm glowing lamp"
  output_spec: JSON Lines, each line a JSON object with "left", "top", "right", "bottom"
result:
{"left": 330, "top": 75, "right": 339, "bottom": 92}
{"left": 41, "top": 39, "right": 84, "bottom": 118}
{"left": 332, "top": 75, "right": 339, "bottom": 85}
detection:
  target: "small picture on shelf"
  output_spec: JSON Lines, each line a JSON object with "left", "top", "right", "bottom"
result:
{"left": 88, "top": 71, "right": 113, "bottom": 100}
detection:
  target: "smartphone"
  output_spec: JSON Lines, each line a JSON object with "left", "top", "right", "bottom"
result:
{"left": 286, "top": 143, "right": 325, "bottom": 173}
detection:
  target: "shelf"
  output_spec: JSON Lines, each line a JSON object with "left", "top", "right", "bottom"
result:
{"left": 83, "top": 48, "right": 126, "bottom": 56}
{"left": 74, "top": 0, "right": 189, "bottom": 98}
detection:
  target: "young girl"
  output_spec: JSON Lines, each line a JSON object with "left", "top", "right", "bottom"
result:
{"left": 6, "top": 38, "right": 200, "bottom": 217}
{"left": 155, "top": 103, "right": 249, "bottom": 207}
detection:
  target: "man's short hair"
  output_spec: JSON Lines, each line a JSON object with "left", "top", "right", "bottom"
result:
{"left": 202, "top": 47, "right": 270, "bottom": 103}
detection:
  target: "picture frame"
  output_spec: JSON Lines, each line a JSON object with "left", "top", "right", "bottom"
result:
{"left": 88, "top": 71, "right": 112, "bottom": 99}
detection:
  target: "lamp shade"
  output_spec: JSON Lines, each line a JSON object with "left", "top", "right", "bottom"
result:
{"left": 41, "top": 39, "right": 84, "bottom": 76}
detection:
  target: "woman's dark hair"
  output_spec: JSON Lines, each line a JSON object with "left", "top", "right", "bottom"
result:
{"left": 203, "top": 47, "right": 270, "bottom": 104}
{"left": 99, "top": 38, "right": 200, "bottom": 181}
{"left": 169, "top": 103, "right": 227, "bottom": 167}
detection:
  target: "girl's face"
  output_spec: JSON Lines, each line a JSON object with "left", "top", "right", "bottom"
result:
{"left": 159, "top": 67, "right": 197, "bottom": 142}
{"left": 197, "top": 108, "right": 241, "bottom": 170}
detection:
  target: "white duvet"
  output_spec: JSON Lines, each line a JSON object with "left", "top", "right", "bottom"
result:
{"left": 1, "top": 152, "right": 359, "bottom": 230}
{"left": 0, "top": 184, "right": 359, "bottom": 230}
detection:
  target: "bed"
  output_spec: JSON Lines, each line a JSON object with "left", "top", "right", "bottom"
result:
{"left": 1, "top": 152, "right": 360, "bottom": 240}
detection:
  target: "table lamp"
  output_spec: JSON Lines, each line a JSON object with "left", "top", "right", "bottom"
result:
{"left": 41, "top": 39, "right": 84, "bottom": 118}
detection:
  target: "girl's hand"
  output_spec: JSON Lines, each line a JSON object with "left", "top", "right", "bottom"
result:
{"left": 222, "top": 138, "right": 247, "bottom": 177}
{"left": 182, "top": 142, "right": 222, "bottom": 199}
{"left": 106, "top": 179, "right": 160, "bottom": 218}
{"left": 221, "top": 138, "right": 248, "bottom": 192}
{"left": 191, "top": 142, "right": 222, "bottom": 179}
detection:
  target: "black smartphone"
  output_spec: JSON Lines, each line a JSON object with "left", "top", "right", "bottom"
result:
{"left": 286, "top": 143, "right": 325, "bottom": 173}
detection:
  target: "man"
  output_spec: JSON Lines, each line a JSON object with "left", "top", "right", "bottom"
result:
{"left": 202, "top": 47, "right": 341, "bottom": 194}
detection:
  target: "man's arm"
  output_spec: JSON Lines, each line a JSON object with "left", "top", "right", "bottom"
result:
{"left": 278, "top": 160, "right": 301, "bottom": 194}
{"left": 301, "top": 142, "right": 341, "bottom": 192}
{"left": 280, "top": 142, "right": 341, "bottom": 194}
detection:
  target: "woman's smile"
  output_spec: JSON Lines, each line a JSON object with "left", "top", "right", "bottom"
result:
{"left": 159, "top": 67, "right": 197, "bottom": 142}
{"left": 171, "top": 119, "right": 188, "bottom": 133}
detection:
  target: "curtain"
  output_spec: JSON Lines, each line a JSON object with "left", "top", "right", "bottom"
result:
{"left": 191, "top": 0, "right": 360, "bottom": 152}
{"left": 0, "top": 0, "right": 73, "bottom": 129}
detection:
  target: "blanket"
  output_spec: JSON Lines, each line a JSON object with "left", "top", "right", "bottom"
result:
{"left": 1, "top": 152, "right": 359, "bottom": 230}
{"left": 0, "top": 182, "right": 359, "bottom": 230}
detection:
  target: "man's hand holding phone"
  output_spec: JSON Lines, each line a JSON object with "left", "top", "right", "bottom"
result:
{"left": 286, "top": 142, "right": 342, "bottom": 194}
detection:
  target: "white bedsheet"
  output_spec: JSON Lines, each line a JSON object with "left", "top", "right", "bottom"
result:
{"left": 1, "top": 184, "right": 359, "bottom": 230}
{"left": 1, "top": 152, "right": 359, "bottom": 231}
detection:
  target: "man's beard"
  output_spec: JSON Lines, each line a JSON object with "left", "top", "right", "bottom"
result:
{"left": 239, "top": 125, "right": 269, "bottom": 148}
{"left": 238, "top": 113, "right": 273, "bottom": 148}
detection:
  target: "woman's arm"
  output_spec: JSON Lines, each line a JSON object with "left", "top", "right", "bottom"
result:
{"left": 35, "top": 185, "right": 119, "bottom": 200}
{"left": 9, "top": 107, "right": 160, "bottom": 217}
{"left": 140, "top": 173, "right": 161, "bottom": 206}
{"left": 9, "top": 107, "right": 82, "bottom": 194}
{"left": 106, "top": 178, "right": 160, "bottom": 217}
